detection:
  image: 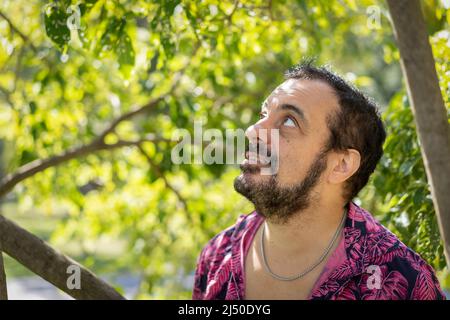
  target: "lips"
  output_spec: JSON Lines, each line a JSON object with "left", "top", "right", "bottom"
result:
{"left": 243, "top": 151, "right": 271, "bottom": 167}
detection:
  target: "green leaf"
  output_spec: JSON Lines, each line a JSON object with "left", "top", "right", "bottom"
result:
{"left": 29, "top": 101, "right": 37, "bottom": 114}
{"left": 116, "top": 31, "right": 135, "bottom": 78}
{"left": 44, "top": 2, "right": 71, "bottom": 49}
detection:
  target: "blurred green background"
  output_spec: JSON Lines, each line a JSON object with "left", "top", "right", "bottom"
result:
{"left": 0, "top": 0, "right": 449, "bottom": 299}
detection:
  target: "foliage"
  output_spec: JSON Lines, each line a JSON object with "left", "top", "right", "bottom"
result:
{"left": 0, "top": 0, "right": 448, "bottom": 298}
{"left": 359, "top": 29, "right": 450, "bottom": 273}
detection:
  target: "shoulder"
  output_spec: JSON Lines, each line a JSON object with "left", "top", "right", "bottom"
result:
{"left": 192, "top": 211, "right": 261, "bottom": 299}
{"left": 199, "top": 211, "right": 260, "bottom": 267}
{"left": 355, "top": 245, "right": 446, "bottom": 300}
{"left": 344, "top": 202, "right": 446, "bottom": 300}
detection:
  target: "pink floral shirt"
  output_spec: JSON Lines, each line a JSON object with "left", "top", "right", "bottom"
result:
{"left": 192, "top": 202, "right": 446, "bottom": 300}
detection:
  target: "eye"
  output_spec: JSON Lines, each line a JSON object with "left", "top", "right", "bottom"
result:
{"left": 259, "top": 112, "right": 267, "bottom": 120}
{"left": 283, "top": 117, "right": 296, "bottom": 127}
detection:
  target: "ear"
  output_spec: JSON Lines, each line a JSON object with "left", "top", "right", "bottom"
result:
{"left": 328, "top": 149, "right": 361, "bottom": 184}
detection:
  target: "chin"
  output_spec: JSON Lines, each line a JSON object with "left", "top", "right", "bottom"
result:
{"left": 238, "top": 170, "right": 271, "bottom": 186}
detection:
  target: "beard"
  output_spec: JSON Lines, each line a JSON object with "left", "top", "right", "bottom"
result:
{"left": 233, "top": 150, "right": 329, "bottom": 225}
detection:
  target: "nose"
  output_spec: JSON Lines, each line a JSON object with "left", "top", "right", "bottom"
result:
{"left": 245, "top": 117, "right": 274, "bottom": 146}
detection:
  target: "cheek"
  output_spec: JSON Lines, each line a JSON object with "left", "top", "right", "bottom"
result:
{"left": 277, "top": 139, "right": 311, "bottom": 183}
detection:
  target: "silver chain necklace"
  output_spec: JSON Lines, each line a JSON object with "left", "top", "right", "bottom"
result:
{"left": 260, "top": 207, "right": 347, "bottom": 281}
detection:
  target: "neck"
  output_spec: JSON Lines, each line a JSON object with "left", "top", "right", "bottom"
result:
{"left": 262, "top": 199, "right": 348, "bottom": 257}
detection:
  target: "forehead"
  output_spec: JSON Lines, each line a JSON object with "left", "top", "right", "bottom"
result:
{"left": 264, "top": 78, "right": 340, "bottom": 127}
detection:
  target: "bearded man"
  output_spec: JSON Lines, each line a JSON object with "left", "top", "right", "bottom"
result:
{"left": 192, "top": 62, "right": 446, "bottom": 300}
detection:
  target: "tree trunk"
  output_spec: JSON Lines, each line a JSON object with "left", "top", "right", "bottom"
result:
{"left": 387, "top": 0, "right": 450, "bottom": 266}
{"left": 0, "top": 214, "right": 125, "bottom": 300}
{"left": 0, "top": 249, "right": 7, "bottom": 300}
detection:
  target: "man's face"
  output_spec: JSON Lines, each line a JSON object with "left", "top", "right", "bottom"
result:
{"left": 234, "top": 78, "right": 341, "bottom": 223}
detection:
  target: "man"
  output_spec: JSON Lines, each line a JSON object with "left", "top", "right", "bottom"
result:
{"left": 192, "top": 62, "right": 446, "bottom": 300}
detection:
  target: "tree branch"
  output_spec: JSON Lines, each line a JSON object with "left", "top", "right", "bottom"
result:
{"left": 0, "top": 86, "right": 13, "bottom": 107}
{"left": 0, "top": 10, "right": 38, "bottom": 54}
{"left": 137, "top": 144, "right": 188, "bottom": 211}
{"left": 387, "top": 0, "right": 450, "bottom": 267}
{"left": 0, "top": 214, "right": 125, "bottom": 300}
{"left": 0, "top": 135, "right": 173, "bottom": 198}
{"left": 0, "top": 42, "right": 199, "bottom": 199}
{"left": 97, "top": 42, "right": 199, "bottom": 141}
{"left": 227, "top": 0, "right": 240, "bottom": 24}
{"left": 0, "top": 248, "right": 7, "bottom": 300}
{"left": 97, "top": 96, "right": 166, "bottom": 143}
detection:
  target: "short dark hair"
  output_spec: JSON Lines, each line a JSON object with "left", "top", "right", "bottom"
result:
{"left": 284, "top": 61, "right": 386, "bottom": 202}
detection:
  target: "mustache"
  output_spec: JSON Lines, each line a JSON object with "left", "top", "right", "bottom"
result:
{"left": 239, "top": 162, "right": 261, "bottom": 174}
{"left": 245, "top": 140, "right": 272, "bottom": 158}
{"left": 243, "top": 140, "right": 277, "bottom": 170}
{"left": 241, "top": 140, "right": 280, "bottom": 175}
